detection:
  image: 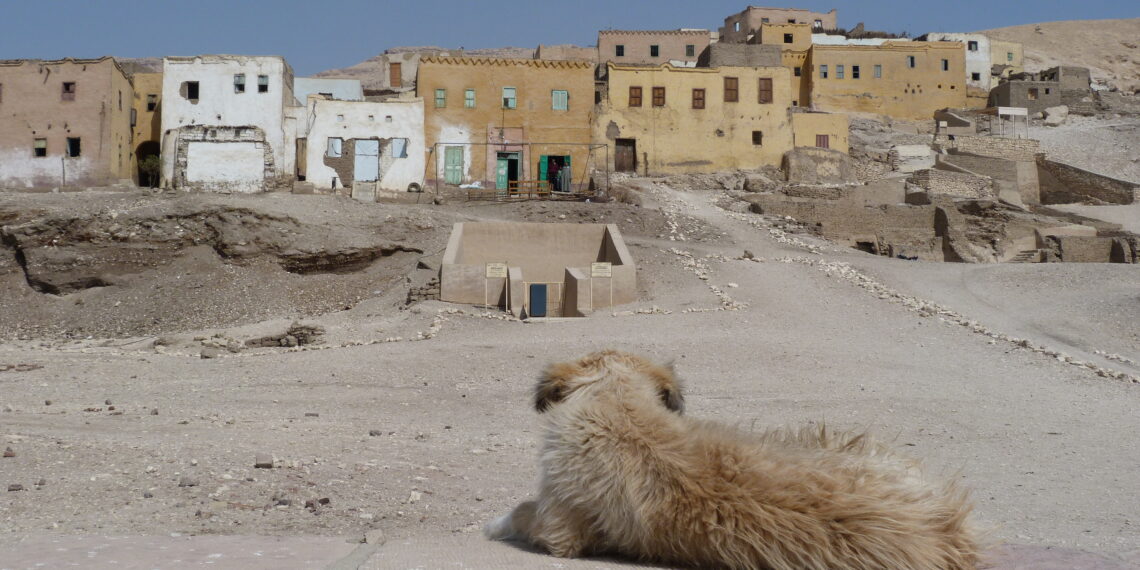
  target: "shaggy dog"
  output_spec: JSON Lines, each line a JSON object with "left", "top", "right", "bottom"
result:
{"left": 485, "top": 350, "right": 978, "bottom": 570}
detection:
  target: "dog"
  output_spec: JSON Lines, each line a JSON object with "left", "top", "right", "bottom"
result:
{"left": 485, "top": 350, "right": 978, "bottom": 570}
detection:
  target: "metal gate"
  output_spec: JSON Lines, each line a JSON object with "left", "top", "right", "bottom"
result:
{"left": 354, "top": 139, "right": 380, "bottom": 182}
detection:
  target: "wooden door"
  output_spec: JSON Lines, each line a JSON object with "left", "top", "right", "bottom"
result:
{"left": 815, "top": 134, "right": 830, "bottom": 149}
{"left": 389, "top": 62, "right": 402, "bottom": 88}
{"left": 444, "top": 146, "right": 463, "bottom": 185}
{"left": 615, "top": 139, "right": 636, "bottom": 172}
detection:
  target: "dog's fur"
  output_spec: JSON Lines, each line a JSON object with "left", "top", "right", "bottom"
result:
{"left": 485, "top": 350, "right": 978, "bottom": 570}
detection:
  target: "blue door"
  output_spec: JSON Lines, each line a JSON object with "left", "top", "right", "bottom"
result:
{"left": 354, "top": 139, "right": 380, "bottom": 182}
{"left": 529, "top": 284, "right": 547, "bottom": 318}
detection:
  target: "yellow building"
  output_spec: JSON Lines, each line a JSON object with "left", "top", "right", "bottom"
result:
{"left": 791, "top": 111, "right": 848, "bottom": 153}
{"left": 805, "top": 42, "right": 967, "bottom": 120}
{"left": 595, "top": 63, "right": 794, "bottom": 174}
{"left": 755, "top": 23, "right": 813, "bottom": 107}
{"left": 129, "top": 72, "right": 162, "bottom": 185}
{"left": 417, "top": 57, "right": 595, "bottom": 192}
{"left": 989, "top": 40, "right": 1024, "bottom": 77}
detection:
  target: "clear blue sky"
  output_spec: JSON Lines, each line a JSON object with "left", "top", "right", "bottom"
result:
{"left": 1, "top": 1, "right": 1135, "bottom": 76}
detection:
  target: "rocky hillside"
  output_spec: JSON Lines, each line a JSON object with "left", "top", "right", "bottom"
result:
{"left": 978, "top": 19, "right": 1140, "bottom": 93}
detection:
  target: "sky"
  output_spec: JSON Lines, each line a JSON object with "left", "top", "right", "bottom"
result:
{"left": 1, "top": 1, "right": 1136, "bottom": 76}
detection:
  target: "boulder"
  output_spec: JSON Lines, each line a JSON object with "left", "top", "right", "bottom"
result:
{"left": 781, "top": 148, "right": 859, "bottom": 185}
{"left": 1043, "top": 105, "right": 1069, "bottom": 126}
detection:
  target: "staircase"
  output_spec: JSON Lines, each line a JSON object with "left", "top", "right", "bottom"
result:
{"left": 1007, "top": 249, "right": 1044, "bottom": 263}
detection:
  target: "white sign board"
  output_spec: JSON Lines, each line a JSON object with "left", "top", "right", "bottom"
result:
{"left": 590, "top": 262, "right": 613, "bottom": 278}
{"left": 485, "top": 263, "right": 508, "bottom": 279}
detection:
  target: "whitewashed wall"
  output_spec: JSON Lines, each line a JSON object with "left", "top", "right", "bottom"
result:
{"left": 925, "top": 33, "right": 991, "bottom": 91}
{"left": 304, "top": 97, "right": 425, "bottom": 192}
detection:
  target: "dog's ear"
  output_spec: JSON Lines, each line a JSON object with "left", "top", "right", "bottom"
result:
{"left": 534, "top": 362, "right": 575, "bottom": 413}
{"left": 659, "top": 386, "right": 684, "bottom": 413}
{"left": 649, "top": 362, "right": 684, "bottom": 413}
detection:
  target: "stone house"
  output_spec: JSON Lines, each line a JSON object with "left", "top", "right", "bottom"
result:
{"left": 417, "top": 57, "right": 595, "bottom": 192}
{"left": 597, "top": 30, "right": 712, "bottom": 68}
{"left": 159, "top": 55, "right": 299, "bottom": 193}
{"left": 804, "top": 41, "right": 967, "bottom": 120}
{"left": 299, "top": 94, "right": 425, "bottom": 196}
{"left": 919, "top": 33, "right": 992, "bottom": 93}
{"left": 989, "top": 40, "right": 1023, "bottom": 78}
{"left": 989, "top": 66, "right": 1091, "bottom": 115}
{"left": 594, "top": 63, "right": 795, "bottom": 174}
{"left": 753, "top": 22, "right": 813, "bottom": 106}
{"left": 720, "top": 6, "right": 837, "bottom": 43}
{"left": 0, "top": 57, "right": 134, "bottom": 189}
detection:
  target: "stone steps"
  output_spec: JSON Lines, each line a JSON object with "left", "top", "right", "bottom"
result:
{"left": 1007, "top": 249, "right": 1043, "bottom": 263}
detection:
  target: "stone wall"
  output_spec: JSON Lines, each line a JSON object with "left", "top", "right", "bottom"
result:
{"left": 1044, "top": 235, "right": 1137, "bottom": 263}
{"left": 1036, "top": 157, "right": 1137, "bottom": 205}
{"left": 172, "top": 125, "right": 281, "bottom": 193}
{"left": 707, "top": 43, "right": 782, "bottom": 68}
{"left": 945, "top": 135, "right": 1040, "bottom": 161}
{"left": 908, "top": 169, "right": 994, "bottom": 199}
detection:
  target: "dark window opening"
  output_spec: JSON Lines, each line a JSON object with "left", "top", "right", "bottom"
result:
{"left": 752, "top": 130, "right": 763, "bottom": 145}
{"left": 650, "top": 45, "right": 660, "bottom": 58}
{"left": 34, "top": 138, "right": 46, "bottom": 157}
{"left": 794, "top": 66, "right": 802, "bottom": 77}
{"left": 907, "top": 56, "right": 916, "bottom": 68}
{"left": 652, "top": 86, "right": 665, "bottom": 107}
{"left": 62, "top": 82, "right": 76, "bottom": 101}
{"left": 942, "top": 59, "right": 949, "bottom": 71}
{"left": 66, "top": 137, "right": 81, "bottom": 157}
{"left": 852, "top": 65, "right": 860, "bottom": 79}
{"left": 258, "top": 75, "right": 269, "bottom": 93}
{"left": 130, "top": 108, "right": 137, "bottom": 127}
{"left": 692, "top": 88, "right": 705, "bottom": 109}
{"left": 724, "top": 77, "right": 738, "bottom": 102}
{"left": 1027, "top": 88, "right": 1038, "bottom": 100}
{"left": 234, "top": 74, "right": 246, "bottom": 93}
{"left": 615, "top": 44, "right": 625, "bottom": 57}
{"left": 967, "top": 40, "right": 978, "bottom": 51}
{"left": 1045, "top": 88, "right": 1051, "bottom": 95}
{"left": 971, "top": 72, "right": 981, "bottom": 81}
{"left": 685, "top": 44, "right": 695, "bottom": 57}
{"left": 784, "top": 33, "right": 793, "bottom": 44}
{"left": 0, "top": 83, "right": 4, "bottom": 102}
{"left": 182, "top": 81, "right": 200, "bottom": 102}
{"left": 146, "top": 94, "right": 157, "bottom": 111}
{"left": 629, "top": 86, "right": 642, "bottom": 107}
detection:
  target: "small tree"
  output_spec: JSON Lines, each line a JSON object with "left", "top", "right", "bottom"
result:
{"left": 139, "top": 155, "right": 161, "bottom": 188}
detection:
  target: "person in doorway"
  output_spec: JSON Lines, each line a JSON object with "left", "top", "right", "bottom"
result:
{"left": 548, "top": 158, "right": 561, "bottom": 192}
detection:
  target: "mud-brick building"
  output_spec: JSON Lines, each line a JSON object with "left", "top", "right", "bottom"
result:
{"left": 129, "top": 71, "right": 163, "bottom": 186}
{"left": 805, "top": 42, "right": 967, "bottom": 120}
{"left": 595, "top": 63, "right": 795, "bottom": 175}
{"left": 160, "top": 55, "right": 299, "bottom": 193}
{"left": 720, "top": 6, "right": 837, "bottom": 43}
{"left": 418, "top": 57, "right": 595, "bottom": 192}
{"left": 597, "top": 30, "right": 712, "bottom": 67}
{"left": 0, "top": 57, "right": 134, "bottom": 189}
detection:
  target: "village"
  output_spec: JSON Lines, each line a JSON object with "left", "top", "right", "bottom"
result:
{"left": 1, "top": 4, "right": 1139, "bottom": 569}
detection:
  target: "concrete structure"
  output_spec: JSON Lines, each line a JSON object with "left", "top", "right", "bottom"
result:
{"left": 921, "top": 33, "right": 992, "bottom": 92}
{"left": 418, "top": 57, "right": 595, "bottom": 192}
{"left": 597, "top": 30, "right": 711, "bottom": 67}
{"left": 805, "top": 41, "right": 967, "bottom": 120}
{"left": 293, "top": 78, "right": 363, "bottom": 102}
{"left": 440, "top": 222, "right": 636, "bottom": 318}
{"left": 160, "top": 55, "right": 298, "bottom": 193}
{"left": 721, "top": 6, "right": 837, "bottom": 43}
{"left": 595, "top": 63, "right": 794, "bottom": 175}
{"left": 0, "top": 57, "right": 134, "bottom": 189}
{"left": 130, "top": 72, "right": 163, "bottom": 186}
{"left": 791, "top": 111, "right": 848, "bottom": 153}
{"left": 299, "top": 95, "right": 425, "bottom": 195}
{"left": 991, "top": 66, "right": 1092, "bottom": 115}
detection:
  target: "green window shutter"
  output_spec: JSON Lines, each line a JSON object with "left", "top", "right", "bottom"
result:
{"left": 539, "top": 156, "right": 549, "bottom": 181}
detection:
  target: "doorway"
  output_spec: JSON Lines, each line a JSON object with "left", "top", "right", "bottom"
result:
{"left": 354, "top": 139, "right": 380, "bottom": 182}
{"left": 496, "top": 152, "right": 520, "bottom": 190}
{"left": 615, "top": 139, "right": 636, "bottom": 172}
{"left": 540, "top": 155, "right": 571, "bottom": 192}
{"left": 444, "top": 146, "right": 464, "bottom": 185}
{"left": 135, "top": 141, "right": 161, "bottom": 187}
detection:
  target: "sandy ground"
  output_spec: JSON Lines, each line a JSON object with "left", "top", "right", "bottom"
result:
{"left": 1, "top": 184, "right": 1138, "bottom": 568}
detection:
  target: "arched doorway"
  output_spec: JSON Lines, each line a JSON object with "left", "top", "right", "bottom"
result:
{"left": 136, "top": 141, "right": 161, "bottom": 187}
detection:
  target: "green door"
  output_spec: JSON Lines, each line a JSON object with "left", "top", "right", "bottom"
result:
{"left": 496, "top": 157, "right": 509, "bottom": 190}
{"left": 538, "top": 155, "right": 549, "bottom": 182}
{"left": 444, "top": 146, "right": 463, "bottom": 185}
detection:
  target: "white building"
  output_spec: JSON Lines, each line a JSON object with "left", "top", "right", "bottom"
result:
{"left": 299, "top": 94, "right": 425, "bottom": 196}
{"left": 922, "top": 33, "right": 991, "bottom": 92}
{"left": 293, "top": 78, "right": 363, "bottom": 103}
{"left": 160, "top": 55, "right": 299, "bottom": 193}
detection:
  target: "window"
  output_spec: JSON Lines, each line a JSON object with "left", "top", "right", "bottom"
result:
{"left": 941, "top": 59, "right": 949, "bottom": 71}
{"left": 751, "top": 131, "right": 763, "bottom": 145}
{"left": 734, "top": 22, "right": 741, "bottom": 32}
{"left": 130, "top": 108, "right": 137, "bottom": 127}
{"left": 629, "top": 86, "right": 642, "bottom": 107}
{"left": 391, "top": 138, "right": 408, "bottom": 158}
{"left": 234, "top": 73, "right": 246, "bottom": 93}
{"left": 852, "top": 65, "right": 860, "bottom": 79}
{"left": 874, "top": 64, "right": 882, "bottom": 78}
{"left": 616, "top": 44, "right": 625, "bottom": 57}
{"left": 434, "top": 88, "right": 446, "bottom": 108}
{"left": 692, "top": 88, "right": 705, "bottom": 109}
{"left": 326, "top": 137, "right": 343, "bottom": 158}
{"left": 967, "top": 40, "right": 978, "bottom": 51}
{"left": 652, "top": 86, "right": 665, "bottom": 107}
{"left": 971, "top": 72, "right": 981, "bottom": 81}
{"left": 66, "top": 137, "right": 81, "bottom": 157}
{"left": 182, "top": 81, "right": 199, "bottom": 101}
{"left": 784, "top": 33, "right": 794, "bottom": 44}
{"left": 814, "top": 19, "right": 823, "bottom": 28}
{"left": 118, "top": 90, "right": 122, "bottom": 111}
{"left": 794, "top": 66, "right": 802, "bottom": 77}
{"left": 724, "top": 77, "right": 738, "bottom": 102}
{"left": 146, "top": 94, "right": 157, "bottom": 111}
{"left": 1027, "top": 88, "right": 1038, "bottom": 100}
{"left": 685, "top": 44, "right": 695, "bottom": 57}
{"left": 502, "top": 87, "right": 517, "bottom": 109}
{"left": 464, "top": 88, "right": 475, "bottom": 108}
{"left": 552, "top": 89, "right": 568, "bottom": 110}
{"left": 650, "top": 45, "right": 660, "bottom": 58}
{"left": 258, "top": 75, "right": 269, "bottom": 93}
{"left": 907, "top": 56, "right": 916, "bottom": 68}
{"left": 390, "top": 62, "right": 402, "bottom": 88}
{"left": 1007, "top": 52, "right": 1014, "bottom": 62}
{"left": 787, "top": 18, "right": 795, "bottom": 23}
{"left": 836, "top": 65, "right": 845, "bottom": 79}
{"left": 62, "top": 82, "right": 76, "bottom": 101}
{"left": 758, "top": 78, "right": 773, "bottom": 103}
{"left": 761, "top": 17, "right": 769, "bottom": 23}
{"left": 1045, "top": 88, "right": 1051, "bottom": 95}
{"left": 816, "top": 134, "right": 829, "bottom": 149}
{"left": 336, "top": 114, "right": 345, "bottom": 122}
{"left": 820, "top": 65, "right": 828, "bottom": 79}
{"left": 33, "top": 138, "right": 46, "bottom": 157}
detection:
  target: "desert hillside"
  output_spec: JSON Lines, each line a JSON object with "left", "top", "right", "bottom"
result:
{"left": 978, "top": 18, "right": 1140, "bottom": 93}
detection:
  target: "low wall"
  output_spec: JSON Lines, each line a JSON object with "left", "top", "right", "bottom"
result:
{"left": 1045, "top": 235, "right": 1137, "bottom": 263}
{"left": 908, "top": 169, "right": 994, "bottom": 199}
{"left": 1036, "top": 157, "right": 1137, "bottom": 205}
{"left": 945, "top": 135, "right": 1040, "bottom": 162}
